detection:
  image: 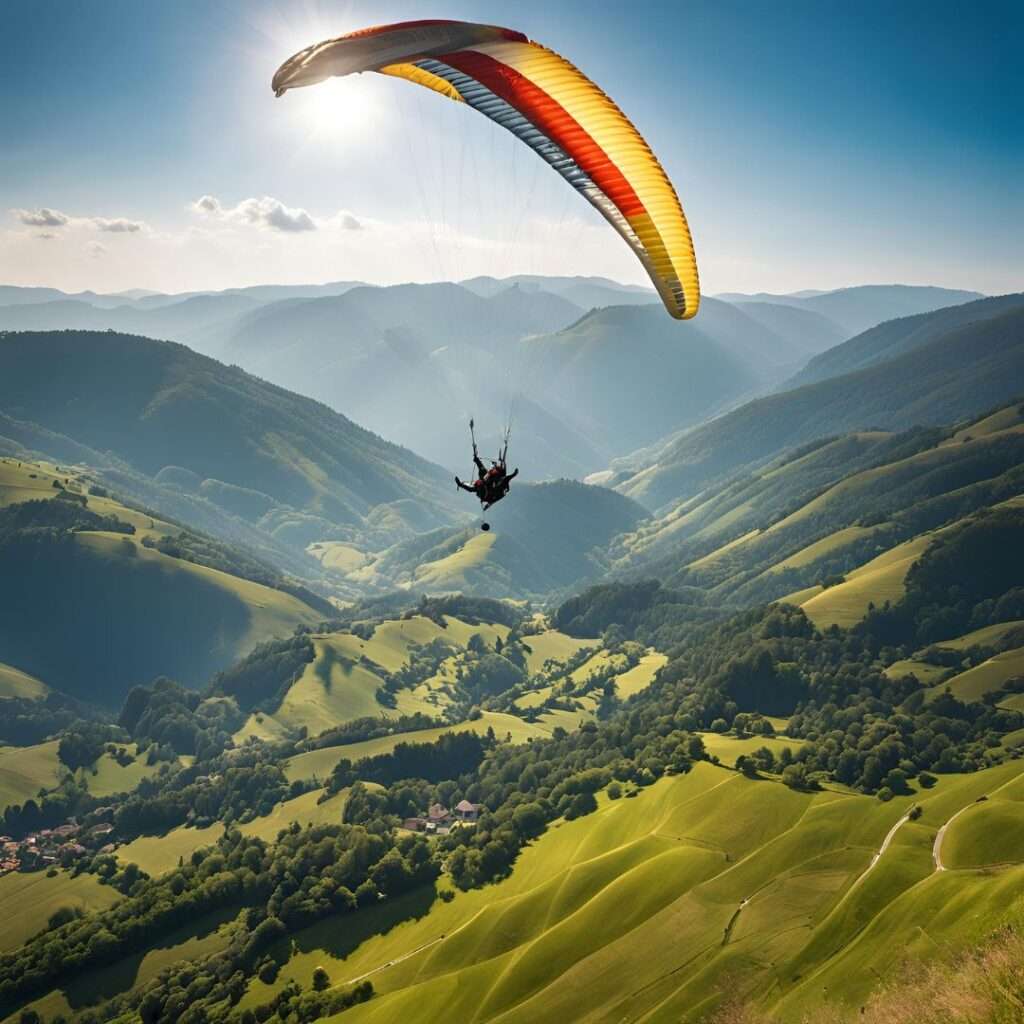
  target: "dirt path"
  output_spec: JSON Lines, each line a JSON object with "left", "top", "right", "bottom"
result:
{"left": 933, "top": 804, "right": 972, "bottom": 871}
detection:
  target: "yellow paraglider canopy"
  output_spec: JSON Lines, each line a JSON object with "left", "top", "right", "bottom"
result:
{"left": 273, "top": 19, "right": 700, "bottom": 319}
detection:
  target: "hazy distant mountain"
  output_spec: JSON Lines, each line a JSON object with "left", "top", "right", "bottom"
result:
{"left": 460, "top": 274, "right": 657, "bottom": 310}
{"left": 618, "top": 300, "right": 1024, "bottom": 509}
{"left": 730, "top": 301, "right": 846, "bottom": 356}
{"left": 788, "top": 293, "right": 1024, "bottom": 387}
{"left": 0, "top": 330, "right": 463, "bottom": 549}
{"left": 521, "top": 298, "right": 842, "bottom": 458}
{"left": 720, "top": 284, "right": 983, "bottom": 337}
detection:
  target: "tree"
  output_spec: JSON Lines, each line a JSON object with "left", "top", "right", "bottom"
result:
{"left": 312, "top": 966, "right": 330, "bottom": 991}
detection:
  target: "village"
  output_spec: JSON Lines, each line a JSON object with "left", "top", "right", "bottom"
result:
{"left": 401, "top": 799, "right": 482, "bottom": 835}
{"left": 0, "top": 813, "right": 117, "bottom": 875}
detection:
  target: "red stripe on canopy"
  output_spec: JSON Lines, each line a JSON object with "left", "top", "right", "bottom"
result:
{"left": 439, "top": 49, "right": 647, "bottom": 220}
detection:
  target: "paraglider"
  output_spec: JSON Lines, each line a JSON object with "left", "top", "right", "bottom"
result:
{"left": 272, "top": 19, "right": 700, "bottom": 320}
{"left": 455, "top": 419, "right": 517, "bottom": 529}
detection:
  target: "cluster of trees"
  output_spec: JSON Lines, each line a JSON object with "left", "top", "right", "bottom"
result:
{"left": 0, "top": 495, "right": 132, "bottom": 544}
{"left": 120, "top": 677, "right": 245, "bottom": 759}
{"left": 210, "top": 634, "right": 317, "bottom": 715}
{"left": 330, "top": 731, "right": 488, "bottom": 789}
{"left": 0, "top": 824, "right": 431, "bottom": 1017}
{"left": 57, "top": 722, "right": 124, "bottom": 771}
{"left": 0, "top": 692, "right": 105, "bottom": 747}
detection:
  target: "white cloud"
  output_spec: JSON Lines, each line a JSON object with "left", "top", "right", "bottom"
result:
{"left": 36, "top": 232, "right": 57, "bottom": 241}
{"left": 86, "top": 241, "right": 107, "bottom": 258}
{"left": 192, "top": 194, "right": 317, "bottom": 233}
{"left": 334, "top": 211, "right": 362, "bottom": 231}
{"left": 12, "top": 207, "right": 70, "bottom": 227}
{"left": 92, "top": 216, "right": 145, "bottom": 233}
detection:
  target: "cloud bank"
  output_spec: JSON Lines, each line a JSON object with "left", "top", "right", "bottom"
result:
{"left": 192, "top": 194, "right": 320, "bottom": 233}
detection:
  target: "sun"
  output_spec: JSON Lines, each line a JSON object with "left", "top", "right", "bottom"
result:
{"left": 291, "top": 74, "right": 381, "bottom": 142}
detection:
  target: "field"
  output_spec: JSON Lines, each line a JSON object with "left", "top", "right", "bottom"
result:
{"left": 239, "top": 788, "right": 348, "bottom": 842}
{"left": 76, "top": 743, "right": 162, "bottom": 798}
{"left": 698, "top": 731, "right": 806, "bottom": 767}
{"left": 799, "top": 533, "right": 933, "bottom": 629}
{"left": 285, "top": 712, "right": 547, "bottom": 784}
{"left": 769, "top": 525, "right": 877, "bottom": 572}
{"left": 230, "top": 759, "right": 1024, "bottom": 1024}
{"left": 244, "top": 615, "right": 513, "bottom": 740}
{"left": 0, "top": 740, "right": 62, "bottom": 812}
{"left": 936, "top": 619, "right": 1024, "bottom": 650}
{"left": 0, "top": 662, "right": 48, "bottom": 700}
{"left": 925, "top": 647, "right": 1024, "bottom": 704}
{"left": 412, "top": 532, "right": 496, "bottom": 590}
{"left": 884, "top": 657, "right": 951, "bottom": 686}
{"left": 0, "top": 871, "right": 119, "bottom": 952}
{"left": 522, "top": 631, "right": 598, "bottom": 675}
{"left": 615, "top": 652, "right": 667, "bottom": 699}
{"left": 116, "top": 822, "right": 225, "bottom": 877}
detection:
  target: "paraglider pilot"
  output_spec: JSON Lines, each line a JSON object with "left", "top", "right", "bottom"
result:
{"left": 455, "top": 419, "right": 518, "bottom": 511}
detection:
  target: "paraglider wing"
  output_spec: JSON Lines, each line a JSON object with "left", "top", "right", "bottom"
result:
{"left": 273, "top": 20, "right": 700, "bottom": 319}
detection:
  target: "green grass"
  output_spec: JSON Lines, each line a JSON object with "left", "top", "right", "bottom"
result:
{"left": 800, "top": 533, "right": 933, "bottom": 629}
{"left": 0, "top": 740, "right": 62, "bottom": 813}
{"left": 0, "top": 870, "right": 120, "bottom": 952}
{"left": 76, "top": 744, "right": 162, "bottom": 798}
{"left": 229, "top": 759, "right": 1024, "bottom": 1024}
{"left": 884, "top": 657, "right": 951, "bottom": 686}
{"left": 925, "top": 646, "right": 1024, "bottom": 704}
{"left": 284, "top": 713, "right": 547, "bottom": 784}
{"left": 936, "top": 619, "right": 1024, "bottom": 651}
{"left": 522, "top": 631, "right": 599, "bottom": 676}
{"left": 239, "top": 789, "right": 348, "bottom": 842}
{"left": 0, "top": 662, "right": 48, "bottom": 700}
{"left": 248, "top": 616, "right": 512, "bottom": 740}
{"left": 770, "top": 525, "right": 878, "bottom": 572}
{"left": 412, "top": 532, "right": 497, "bottom": 590}
{"left": 116, "top": 823, "right": 225, "bottom": 877}
{"left": 614, "top": 652, "right": 667, "bottom": 700}
{"left": 698, "top": 732, "right": 805, "bottom": 767}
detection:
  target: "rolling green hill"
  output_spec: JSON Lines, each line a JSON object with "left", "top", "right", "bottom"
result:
{"left": 617, "top": 300, "right": 1024, "bottom": 510}
{"left": 0, "top": 458, "right": 323, "bottom": 704}
{"left": 230, "top": 760, "right": 1024, "bottom": 1024}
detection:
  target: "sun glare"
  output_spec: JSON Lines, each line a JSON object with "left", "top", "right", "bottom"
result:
{"left": 292, "top": 74, "right": 381, "bottom": 142}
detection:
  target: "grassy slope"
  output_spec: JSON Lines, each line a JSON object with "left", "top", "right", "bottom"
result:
{"left": 798, "top": 534, "right": 933, "bottom": 629}
{"left": 925, "top": 647, "right": 1024, "bottom": 704}
{"left": 0, "top": 663, "right": 48, "bottom": 700}
{"left": 242, "top": 616, "right": 512, "bottom": 741}
{"left": 229, "top": 759, "right": 1024, "bottom": 1024}
{"left": 0, "top": 741, "right": 62, "bottom": 812}
{"left": 115, "top": 823, "right": 225, "bottom": 877}
{"left": 615, "top": 653, "right": 668, "bottom": 700}
{"left": 0, "top": 459, "right": 323, "bottom": 700}
{"left": 238, "top": 789, "right": 348, "bottom": 843}
{"left": 0, "top": 871, "right": 120, "bottom": 952}
{"left": 522, "top": 631, "right": 598, "bottom": 675}
{"left": 75, "top": 744, "right": 163, "bottom": 798}
{"left": 698, "top": 732, "right": 806, "bottom": 767}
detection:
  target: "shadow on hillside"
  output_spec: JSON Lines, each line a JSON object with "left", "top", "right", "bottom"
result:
{"left": 59, "top": 906, "right": 237, "bottom": 1011}
{"left": 290, "top": 884, "right": 437, "bottom": 963}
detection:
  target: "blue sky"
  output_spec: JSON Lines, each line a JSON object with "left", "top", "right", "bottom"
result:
{"left": 1, "top": 0, "right": 1020, "bottom": 294}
